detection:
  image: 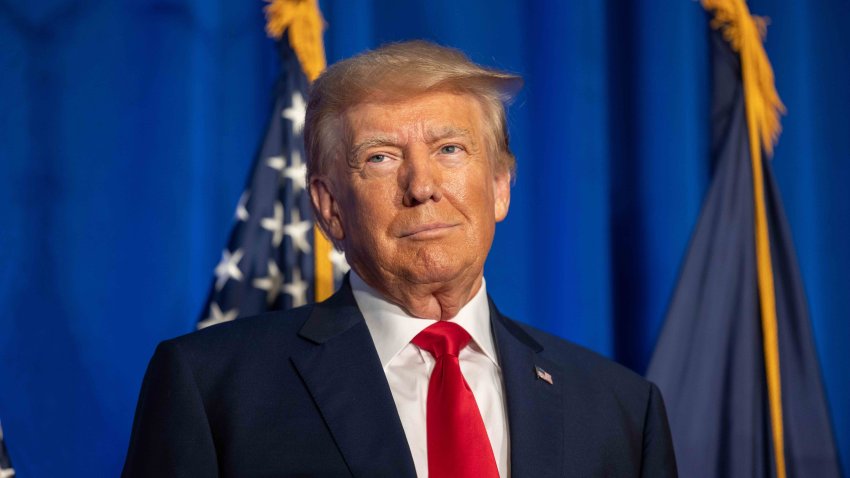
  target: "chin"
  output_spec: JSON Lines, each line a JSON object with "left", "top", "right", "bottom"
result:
{"left": 400, "top": 250, "right": 474, "bottom": 285}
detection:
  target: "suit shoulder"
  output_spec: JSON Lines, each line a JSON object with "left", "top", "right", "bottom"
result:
{"left": 511, "top": 319, "right": 653, "bottom": 395}
{"left": 160, "top": 304, "right": 315, "bottom": 361}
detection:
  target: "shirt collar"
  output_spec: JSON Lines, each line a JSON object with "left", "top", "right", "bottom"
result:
{"left": 350, "top": 270, "right": 499, "bottom": 370}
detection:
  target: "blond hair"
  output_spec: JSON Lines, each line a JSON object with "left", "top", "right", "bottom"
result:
{"left": 304, "top": 40, "right": 522, "bottom": 184}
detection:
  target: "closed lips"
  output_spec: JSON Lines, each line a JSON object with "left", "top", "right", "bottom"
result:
{"left": 400, "top": 223, "right": 458, "bottom": 237}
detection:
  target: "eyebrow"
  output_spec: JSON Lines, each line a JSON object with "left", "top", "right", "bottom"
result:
{"left": 424, "top": 126, "right": 473, "bottom": 144}
{"left": 349, "top": 135, "right": 399, "bottom": 160}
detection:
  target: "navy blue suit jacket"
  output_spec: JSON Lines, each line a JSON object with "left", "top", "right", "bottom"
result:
{"left": 122, "top": 281, "right": 677, "bottom": 477}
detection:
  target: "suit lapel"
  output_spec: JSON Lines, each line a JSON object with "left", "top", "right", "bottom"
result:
{"left": 490, "top": 300, "right": 565, "bottom": 478}
{"left": 291, "top": 282, "right": 416, "bottom": 478}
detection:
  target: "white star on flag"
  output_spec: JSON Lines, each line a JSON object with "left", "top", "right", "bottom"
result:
{"left": 214, "top": 248, "right": 244, "bottom": 291}
{"left": 266, "top": 155, "right": 285, "bottom": 171}
{"left": 252, "top": 260, "right": 283, "bottom": 304}
{"left": 285, "top": 208, "right": 312, "bottom": 254}
{"left": 329, "top": 248, "right": 350, "bottom": 281}
{"left": 283, "top": 149, "right": 307, "bottom": 193}
{"left": 266, "top": 152, "right": 306, "bottom": 193}
{"left": 198, "top": 302, "right": 239, "bottom": 329}
{"left": 261, "top": 201, "right": 285, "bottom": 247}
{"left": 283, "top": 267, "right": 309, "bottom": 307}
{"left": 235, "top": 192, "right": 250, "bottom": 222}
{"left": 282, "top": 91, "right": 306, "bottom": 134}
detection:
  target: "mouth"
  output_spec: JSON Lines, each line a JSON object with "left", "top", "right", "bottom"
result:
{"left": 399, "top": 222, "right": 459, "bottom": 239}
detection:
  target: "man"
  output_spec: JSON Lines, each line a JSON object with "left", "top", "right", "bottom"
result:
{"left": 123, "top": 41, "right": 677, "bottom": 477}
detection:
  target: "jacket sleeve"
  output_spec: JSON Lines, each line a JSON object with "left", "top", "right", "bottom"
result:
{"left": 640, "top": 382, "right": 678, "bottom": 477}
{"left": 122, "top": 340, "right": 219, "bottom": 478}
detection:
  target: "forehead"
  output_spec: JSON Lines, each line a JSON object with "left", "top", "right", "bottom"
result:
{"left": 343, "top": 91, "right": 485, "bottom": 142}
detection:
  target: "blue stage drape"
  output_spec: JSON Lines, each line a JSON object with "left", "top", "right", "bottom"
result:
{"left": 0, "top": 1, "right": 847, "bottom": 476}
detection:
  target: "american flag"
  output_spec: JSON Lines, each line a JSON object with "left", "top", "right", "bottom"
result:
{"left": 0, "top": 422, "right": 14, "bottom": 478}
{"left": 535, "top": 366, "right": 553, "bottom": 385}
{"left": 197, "top": 38, "right": 347, "bottom": 330}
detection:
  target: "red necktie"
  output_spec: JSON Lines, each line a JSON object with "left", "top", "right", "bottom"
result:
{"left": 412, "top": 321, "right": 500, "bottom": 478}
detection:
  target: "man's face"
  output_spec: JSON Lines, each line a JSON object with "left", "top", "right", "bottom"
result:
{"left": 313, "top": 91, "right": 511, "bottom": 291}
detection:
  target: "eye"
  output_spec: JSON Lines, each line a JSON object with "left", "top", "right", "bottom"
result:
{"left": 440, "top": 145, "right": 462, "bottom": 154}
{"left": 366, "top": 154, "right": 387, "bottom": 163}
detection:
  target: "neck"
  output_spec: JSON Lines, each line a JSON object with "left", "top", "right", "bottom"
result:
{"left": 352, "top": 269, "right": 483, "bottom": 321}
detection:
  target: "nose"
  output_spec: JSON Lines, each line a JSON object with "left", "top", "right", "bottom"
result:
{"left": 401, "top": 148, "right": 443, "bottom": 206}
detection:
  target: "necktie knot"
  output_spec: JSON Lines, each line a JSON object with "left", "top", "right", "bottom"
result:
{"left": 412, "top": 321, "right": 471, "bottom": 359}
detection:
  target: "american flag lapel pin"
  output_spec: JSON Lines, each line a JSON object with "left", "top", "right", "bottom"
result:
{"left": 535, "top": 366, "right": 554, "bottom": 385}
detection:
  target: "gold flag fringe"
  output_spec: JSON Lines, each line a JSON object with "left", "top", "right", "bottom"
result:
{"left": 264, "top": 0, "right": 327, "bottom": 82}
{"left": 702, "top": 2, "right": 787, "bottom": 478}
{"left": 703, "top": 0, "right": 786, "bottom": 157}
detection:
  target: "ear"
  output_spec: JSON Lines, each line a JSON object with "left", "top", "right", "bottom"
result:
{"left": 309, "top": 176, "right": 345, "bottom": 241}
{"left": 493, "top": 169, "right": 511, "bottom": 222}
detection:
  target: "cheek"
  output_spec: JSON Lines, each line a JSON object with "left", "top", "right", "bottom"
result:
{"left": 342, "top": 186, "right": 397, "bottom": 237}
{"left": 451, "top": 174, "right": 496, "bottom": 219}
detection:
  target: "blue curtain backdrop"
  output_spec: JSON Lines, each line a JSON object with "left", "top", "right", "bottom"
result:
{"left": 0, "top": 0, "right": 847, "bottom": 476}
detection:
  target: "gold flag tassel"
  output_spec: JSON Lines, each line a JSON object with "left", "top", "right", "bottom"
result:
{"left": 702, "top": 1, "right": 788, "bottom": 478}
{"left": 264, "top": 0, "right": 327, "bottom": 81}
{"left": 264, "top": 0, "right": 335, "bottom": 301}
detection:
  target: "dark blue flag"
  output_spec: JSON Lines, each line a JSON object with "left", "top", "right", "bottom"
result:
{"left": 197, "top": 32, "right": 346, "bottom": 329}
{"left": 647, "top": 5, "right": 841, "bottom": 478}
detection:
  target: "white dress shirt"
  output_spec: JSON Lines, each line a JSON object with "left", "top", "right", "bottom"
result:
{"left": 350, "top": 271, "right": 510, "bottom": 478}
